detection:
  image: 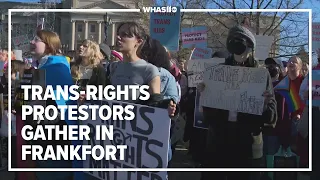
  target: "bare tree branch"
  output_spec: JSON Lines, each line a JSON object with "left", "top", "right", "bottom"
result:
{"left": 209, "top": 0, "right": 226, "bottom": 9}
{"left": 276, "top": 43, "right": 309, "bottom": 48}
{"left": 232, "top": 0, "right": 238, "bottom": 22}
{"left": 267, "top": 0, "right": 303, "bottom": 36}
{"left": 267, "top": 13, "right": 289, "bottom": 36}
{"left": 250, "top": 0, "right": 255, "bottom": 19}
{"left": 262, "top": 0, "right": 273, "bottom": 9}
{"left": 148, "top": 0, "right": 309, "bottom": 58}
{"left": 262, "top": 0, "right": 283, "bottom": 35}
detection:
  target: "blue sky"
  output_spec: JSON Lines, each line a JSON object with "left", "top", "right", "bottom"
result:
{"left": 303, "top": 0, "right": 320, "bottom": 21}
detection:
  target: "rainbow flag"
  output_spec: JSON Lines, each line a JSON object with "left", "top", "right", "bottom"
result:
{"left": 274, "top": 76, "right": 302, "bottom": 113}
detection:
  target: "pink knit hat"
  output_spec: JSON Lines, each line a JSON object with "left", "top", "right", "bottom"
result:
{"left": 111, "top": 50, "right": 123, "bottom": 61}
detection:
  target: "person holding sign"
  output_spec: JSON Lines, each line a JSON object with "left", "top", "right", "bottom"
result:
{"left": 199, "top": 25, "right": 277, "bottom": 180}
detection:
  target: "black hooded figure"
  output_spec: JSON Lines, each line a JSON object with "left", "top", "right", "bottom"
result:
{"left": 200, "top": 25, "right": 277, "bottom": 180}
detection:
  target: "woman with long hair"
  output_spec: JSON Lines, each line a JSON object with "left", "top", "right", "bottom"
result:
{"left": 71, "top": 39, "right": 106, "bottom": 103}
{"left": 107, "top": 22, "right": 175, "bottom": 114}
{"left": 140, "top": 36, "right": 179, "bottom": 102}
{"left": 106, "top": 22, "right": 177, "bottom": 163}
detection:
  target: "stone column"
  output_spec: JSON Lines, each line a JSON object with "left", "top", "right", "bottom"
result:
{"left": 98, "top": 21, "right": 102, "bottom": 44}
{"left": 71, "top": 20, "right": 75, "bottom": 50}
{"left": 111, "top": 23, "right": 116, "bottom": 46}
{"left": 84, "top": 21, "right": 88, "bottom": 39}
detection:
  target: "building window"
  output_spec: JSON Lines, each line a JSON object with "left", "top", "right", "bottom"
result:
{"left": 90, "top": 24, "right": 96, "bottom": 33}
{"left": 77, "top": 24, "right": 83, "bottom": 32}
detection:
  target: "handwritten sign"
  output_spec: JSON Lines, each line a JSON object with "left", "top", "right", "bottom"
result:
{"left": 181, "top": 26, "right": 207, "bottom": 48}
{"left": 200, "top": 65, "right": 269, "bottom": 115}
{"left": 150, "top": 7, "right": 181, "bottom": 51}
{"left": 194, "top": 91, "right": 208, "bottom": 129}
{"left": 83, "top": 100, "right": 170, "bottom": 180}
{"left": 187, "top": 58, "right": 225, "bottom": 87}
{"left": 313, "top": 22, "right": 320, "bottom": 51}
{"left": 191, "top": 47, "right": 212, "bottom": 59}
{"left": 254, "top": 35, "right": 274, "bottom": 60}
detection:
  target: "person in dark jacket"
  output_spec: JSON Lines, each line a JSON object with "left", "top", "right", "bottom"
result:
{"left": 200, "top": 25, "right": 277, "bottom": 180}
{"left": 263, "top": 58, "right": 289, "bottom": 156}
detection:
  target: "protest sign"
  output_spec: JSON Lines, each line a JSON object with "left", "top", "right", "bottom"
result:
{"left": 150, "top": 7, "right": 181, "bottom": 51}
{"left": 193, "top": 91, "right": 208, "bottom": 129}
{"left": 181, "top": 26, "right": 207, "bottom": 48}
{"left": 83, "top": 100, "right": 171, "bottom": 180}
{"left": 200, "top": 65, "right": 269, "bottom": 115}
{"left": 187, "top": 58, "right": 224, "bottom": 87}
{"left": 313, "top": 22, "right": 320, "bottom": 51}
{"left": 254, "top": 35, "right": 274, "bottom": 60}
{"left": 191, "top": 47, "right": 212, "bottom": 59}
{"left": 311, "top": 70, "right": 320, "bottom": 106}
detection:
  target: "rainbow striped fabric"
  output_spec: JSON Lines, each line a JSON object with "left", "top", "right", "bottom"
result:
{"left": 274, "top": 76, "right": 303, "bottom": 113}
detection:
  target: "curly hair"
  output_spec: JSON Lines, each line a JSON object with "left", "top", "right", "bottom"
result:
{"left": 71, "top": 39, "right": 103, "bottom": 80}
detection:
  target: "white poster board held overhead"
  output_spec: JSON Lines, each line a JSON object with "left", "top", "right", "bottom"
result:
{"left": 187, "top": 58, "right": 225, "bottom": 87}
{"left": 200, "top": 65, "right": 269, "bottom": 115}
{"left": 254, "top": 35, "right": 274, "bottom": 60}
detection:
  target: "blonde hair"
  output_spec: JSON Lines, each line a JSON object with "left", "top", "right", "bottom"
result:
{"left": 289, "top": 56, "right": 303, "bottom": 75}
{"left": 0, "top": 50, "right": 16, "bottom": 61}
{"left": 71, "top": 39, "right": 103, "bottom": 80}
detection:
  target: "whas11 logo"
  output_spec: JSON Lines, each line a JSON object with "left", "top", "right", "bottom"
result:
{"left": 142, "top": 6, "right": 177, "bottom": 13}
